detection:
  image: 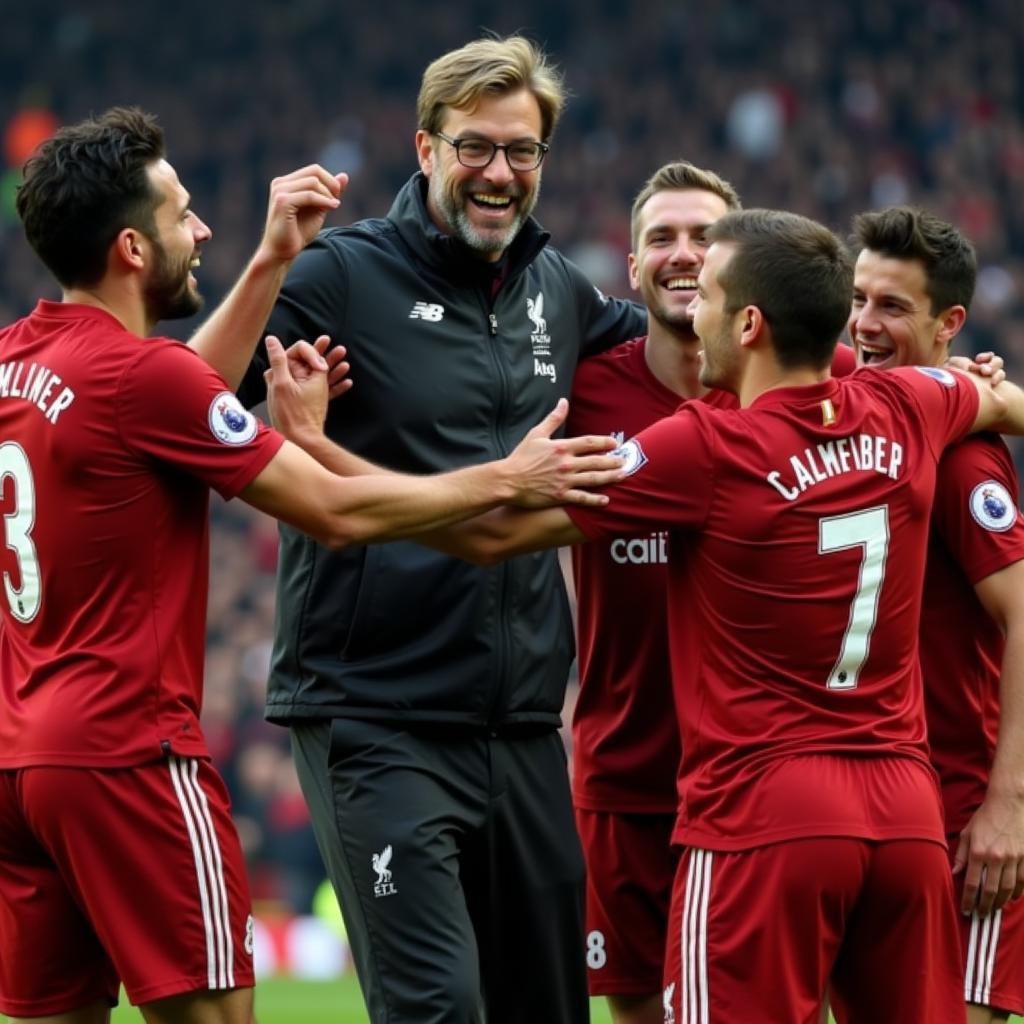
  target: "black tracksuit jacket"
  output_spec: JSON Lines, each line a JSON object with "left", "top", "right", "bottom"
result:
{"left": 239, "top": 172, "right": 645, "bottom": 732}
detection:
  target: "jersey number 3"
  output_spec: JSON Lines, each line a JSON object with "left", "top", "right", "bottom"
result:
{"left": 818, "top": 505, "right": 890, "bottom": 690}
{"left": 0, "top": 442, "right": 41, "bottom": 623}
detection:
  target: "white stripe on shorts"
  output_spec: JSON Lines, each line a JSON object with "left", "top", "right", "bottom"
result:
{"left": 168, "top": 756, "right": 235, "bottom": 989}
{"left": 680, "top": 848, "right": 713, "bottom": 1024}
{"left": 964, "top": 905, "right": 1002, "bottom": 1007}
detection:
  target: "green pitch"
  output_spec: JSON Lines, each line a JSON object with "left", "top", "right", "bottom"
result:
{"left": 105, "top": 977, "right": 617, "bottom": 1023}
{"left": 96, "top": 979, "right": 1024, "bottom": 1024}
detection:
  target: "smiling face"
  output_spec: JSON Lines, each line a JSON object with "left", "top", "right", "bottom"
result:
{"left": 689, "top": 241, "right": 744, "bottom": 391}
{"left": 848, "top": 248, "right": 953, "bottom": 370}
{"left": 417, "top": 88, "right": 544, "bottom": 261}
{"left": 142, "top": 159, "right": 212, "bottom": 322}
{"left": 629, "top": 188, "right": 730, "bottom": 335}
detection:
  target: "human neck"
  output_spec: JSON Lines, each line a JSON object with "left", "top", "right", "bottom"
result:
{"left": 737, "top": 360, "right": 830, "bottom": 408}
{"left": 62, "top": 285, "right": 151, "bottom": 337}
{"left": 644, "top": 321, "right": 706, "bottom": 400}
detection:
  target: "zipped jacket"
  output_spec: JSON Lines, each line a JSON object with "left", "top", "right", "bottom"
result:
{"left": 239, "top": 173, "right": 646, "bottom": 730}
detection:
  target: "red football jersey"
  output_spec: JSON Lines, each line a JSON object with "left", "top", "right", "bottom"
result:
{"left": 568, "top": 366, "right": 979, "bottom": 850}
{"left": 920, "top": 434, "right": 1024, "bottom": 833}
{"left": 0, "top": 301, "right": 283, "bottom": 768}
{"left": 567, "top": 337, "right": 733, "bottom": 812}
{"left": 567, "top": 341, "right": 856, "bottom": 813}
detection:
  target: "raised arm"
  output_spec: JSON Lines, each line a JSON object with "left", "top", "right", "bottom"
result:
{"left": 188, "top": 166, "right": 347, "bottom": 389}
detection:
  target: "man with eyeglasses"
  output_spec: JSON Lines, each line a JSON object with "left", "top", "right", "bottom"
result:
{"left": 237, "top": 34, "right": 644, "bottom": 1024}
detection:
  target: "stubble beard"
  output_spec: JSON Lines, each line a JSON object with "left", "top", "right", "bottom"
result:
{"left": 145, "top": 237, "right": 203, "bottom": 322}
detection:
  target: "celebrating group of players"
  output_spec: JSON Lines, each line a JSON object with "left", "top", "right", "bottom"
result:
{"left": 0, "top": 31, "right": 1021, "bottom": 1024}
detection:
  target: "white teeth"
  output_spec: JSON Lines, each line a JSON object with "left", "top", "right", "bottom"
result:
{"left": 666, "top": 278, "right": 696, "bottom": 290}
{"left": 189, "top": 258, "right": 201, "bottom": 269}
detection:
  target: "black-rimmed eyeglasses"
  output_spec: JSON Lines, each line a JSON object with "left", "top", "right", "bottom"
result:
{"left": 435, "top": 132, "right": 549, "bottom": 172}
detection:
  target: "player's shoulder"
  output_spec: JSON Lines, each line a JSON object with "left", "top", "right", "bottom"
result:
{"left": 938, "top": 430, "right": 1017, "bottom": 483}
{"left": 307, "top": 218, "right": 398, "bottom": 259}
{"left": 574, "top": 336, "right": 646, "bottom": 378}
{"left": 839, "top": 365, "right": 965, "bottom": 408}
{"left": 125, "top": 336, "right": 215, "bottom": 385}
{"left": 830, "top": 343, "right": 857, "bottom": 377}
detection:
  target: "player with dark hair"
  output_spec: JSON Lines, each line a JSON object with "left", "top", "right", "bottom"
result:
{"left": 237, "top": 35, "right": 644, "bottom": 1024}
{"left": 570, "top": 166, "right": 863, "bottom": 1024}
{"left": 850, "top": 205, "right": 1024, "bottom": 1024}
{"left": 312, "top": 207, "right": 1024, "bottom": 1022}
{"left": 0, "top": 106, "right": 621, "bottom": 1024}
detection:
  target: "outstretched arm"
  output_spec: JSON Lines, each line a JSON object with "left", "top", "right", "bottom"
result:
{"left": 241, "top": 338, "right": 620, "bottom": 547}
{"left": 419, "top": 505, "right": 587, "bottom": 565}
{"left": 188, "top": 166, "right": 347, "bottom": 389}
{"left": 262, "top": 335, "right": 625, "bottom": 499}
{"left": 954, "top": 559, "right": 1024, "bottom": 916}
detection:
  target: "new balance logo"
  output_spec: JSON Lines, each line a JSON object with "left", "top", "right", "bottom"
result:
{"left": 372, "top": 844, "right": 398, "bottom": 897}
{"left": 409, "top": 302, "right": 444, "bottom": 322}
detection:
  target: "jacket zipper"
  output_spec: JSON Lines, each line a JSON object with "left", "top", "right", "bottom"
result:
{"left": 483, "top": 297, "right": 512, "bottom": 729}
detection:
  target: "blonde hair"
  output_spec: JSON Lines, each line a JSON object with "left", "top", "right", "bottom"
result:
{"left": 417, "top": 36, "right": 565, "bottom": 141}
{"left": 630, "top": 160, "right": 742, "bottom": 251}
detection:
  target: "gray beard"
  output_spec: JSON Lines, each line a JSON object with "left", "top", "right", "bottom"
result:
{"left": 430, "top": 176, "right": 532, "bottom": 257}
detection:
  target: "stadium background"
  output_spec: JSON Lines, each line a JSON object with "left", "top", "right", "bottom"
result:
{"left": 2, "top": 0, "right": 1023, "bottom": 1015}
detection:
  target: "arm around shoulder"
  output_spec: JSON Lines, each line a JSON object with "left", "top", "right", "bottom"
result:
{"left": 968, "top": 374, "right": 1024, "bottom": 436}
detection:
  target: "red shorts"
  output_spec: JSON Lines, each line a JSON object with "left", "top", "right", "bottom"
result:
{"left": 949, "top": 838, "right": 1024, "bottom": 1015}
{"left": 664, "top": 838, "right": 963, "bottom": 1024}
{"left": 575, "top": 808, "right": 677, "bottom": 996}
{"left": 0, "top": 757, "right": 254, "bottom": 1016}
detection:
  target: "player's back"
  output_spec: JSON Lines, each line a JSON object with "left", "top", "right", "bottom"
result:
{"left": 0, "top": 301, "right": 219, "bottom": 768}
{"left": 663, "top": 367, "right": 978, "bottom": 846}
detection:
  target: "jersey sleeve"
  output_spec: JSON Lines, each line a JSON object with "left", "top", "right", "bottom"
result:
{"left": 567, "top": 402, "right": 716, "bottom": 538}
{"left": 117, "top": 340, "right": 284, "bottom": 499}
{"left": 831, "top": 343, "right": 857, "bottom": 378}
{"left": 889, "top": 365, "right": 981, "bottom": 457}
{"left": 932, "top": 436, "right": 1024, "bottom": 584}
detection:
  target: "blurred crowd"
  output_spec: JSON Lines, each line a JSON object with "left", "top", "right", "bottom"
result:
{"left": 2, "top": 0, "right": 1022, "bottom": 912}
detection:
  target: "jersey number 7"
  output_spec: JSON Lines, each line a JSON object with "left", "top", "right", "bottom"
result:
{"left": 818, "top": 505, "right": 890, "bottom": 690}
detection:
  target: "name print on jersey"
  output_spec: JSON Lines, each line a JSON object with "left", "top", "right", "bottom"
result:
{"left": 766, "top": 433, "right": 904, "bottom": 501}
{"left": 0, "top": 360, "right": 75, "bottom": 424}
{"left": 527, "top": 291, "right": 556, "bottom": 383}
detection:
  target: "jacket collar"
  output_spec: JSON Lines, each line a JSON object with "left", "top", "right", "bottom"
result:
{"left": 387, "top": 172, "right": 551, "bottom": 286}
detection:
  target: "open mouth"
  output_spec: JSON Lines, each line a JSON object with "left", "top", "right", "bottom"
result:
{"left": 663, "top": 275, "right": 697, "bottom": 295}
{"left": 858, "top": 342, "right": 893, "bottom": 366}
{"left": 470, "top": 193, "right": 514, "bottom": 214}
